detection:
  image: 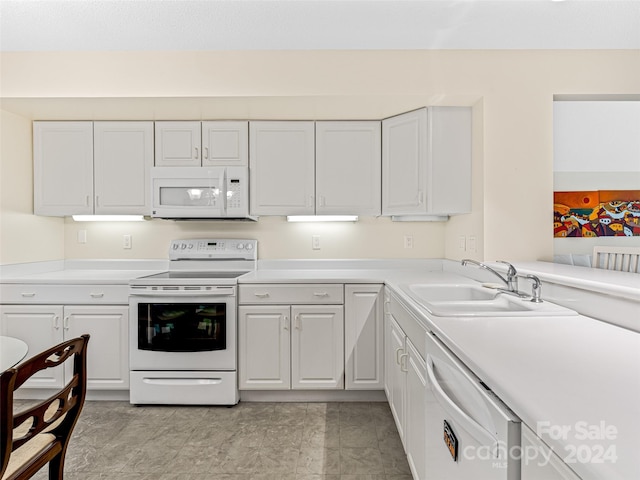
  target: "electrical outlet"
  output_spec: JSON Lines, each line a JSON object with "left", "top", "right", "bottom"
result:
{"left": 458, "top": 235, "right": 466, "bottom": 251}
{"left": 404, "top": 235, "right": 413, "bottom": 249}
{"left": 77, "top": 230, "right": 87, "bottom": 244}
{"left": 312, "top": 235, "right": 321, "bottom": 250}
{"left": 468, "top": 236, "right": 476, "bottom": 253}
{"left": 123, "top": 234, "right": 132, "bottom": 249}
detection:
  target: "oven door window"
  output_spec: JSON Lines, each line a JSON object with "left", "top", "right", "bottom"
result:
{"left": 137, "top": 303, "right": 226, "bottom": 352}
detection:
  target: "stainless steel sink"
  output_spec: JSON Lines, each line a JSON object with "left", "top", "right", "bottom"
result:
{"left": 401, "top": 283, "right": 577, "bottom": 317}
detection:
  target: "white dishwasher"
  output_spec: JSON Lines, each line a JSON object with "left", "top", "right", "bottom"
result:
{"left": 425, "top": 332, "right": 521, "bottom": 480}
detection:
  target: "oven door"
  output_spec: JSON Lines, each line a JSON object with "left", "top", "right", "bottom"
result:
{"left": 129, "top": 288, "right": 236, "bottom": 371}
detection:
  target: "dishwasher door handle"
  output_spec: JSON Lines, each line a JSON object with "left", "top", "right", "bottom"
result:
{"left": 426, "top": 355, "right": 497, "bottom": 448}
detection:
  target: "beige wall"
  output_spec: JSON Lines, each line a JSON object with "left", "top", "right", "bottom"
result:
{"left": 0, "top": 110, "right": 64, "bottom": 264}
{"left": 1, "top": 50, "right": 639, "bottom": 264}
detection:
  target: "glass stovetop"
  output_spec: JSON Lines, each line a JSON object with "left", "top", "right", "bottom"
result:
{"left": 141, "top": 271, "right": 247, "bottom": 280}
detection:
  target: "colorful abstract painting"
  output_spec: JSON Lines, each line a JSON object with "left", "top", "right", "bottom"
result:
{"left": 554, "top": 190, "right": 640, "bottom": 237}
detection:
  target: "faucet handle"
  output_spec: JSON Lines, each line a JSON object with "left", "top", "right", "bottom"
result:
{"left": 525, "top": 274, "right": 543, "bottom": 303}
{"left": 496, "top": 260, "right": 517, "bottom": 278}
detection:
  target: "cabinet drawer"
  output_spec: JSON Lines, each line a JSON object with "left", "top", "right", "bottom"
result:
{"left": 0, "top": 284, "right": 128, "bottom": 304}
{"left": 388, "top": 290, "right": 427, "bottom": 359}
{"left": 239, "top": 284, "right": 344, "bottom": 304}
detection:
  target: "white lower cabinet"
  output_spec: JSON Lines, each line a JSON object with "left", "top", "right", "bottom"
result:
{"left": 238, "top": 304, "right": 343, "bottom": 390}
{"left": 406, "top": 339, "right": 427, "bottom": 480}
{"left": 344, "top": 284, "right": 384, "bottom": 390}
{"left": 385, "top": 312, "right": 408, "bottom": 443}
{"left": 384, "top": 288, "right": 428, "bottom": 480}
{"left": 521, "top": 424, "right": 582, "bottom": 480}
{"left": 291, "top": 305, "right": 344, "bottom": 389}
{"left": 0, "top": 304, "right": 129, "bottom": 390}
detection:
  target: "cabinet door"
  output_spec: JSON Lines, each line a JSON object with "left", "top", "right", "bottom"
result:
{"left": 388, "top": 314, "right": 407, "bottom": 446}
{"left": 154, "top": 121, "right": 202, "bottom": 166}
{"left": 94, "top": 122, "right": 154, "bottom": 214}
{"left": 382, "top": 109, "right": 428, "bottom": 215}
{"left": 202, "top": 121, "right": 248, "bottom": 166}
{"left": 63, "top": 305, "right": 129, "bottom": 390}
{"left": 249, "top": 121, "right": 315, "bottom": 215}
{"left": 33, "top": 121, "right": 94, "bottom": 216}
{"left": 315, "top": 121, "right": 381, "bottom": 215}
{"left": 429, "top": 107, "right": 472, "bottom": 215}
{"left": 406, "top": 339, "right": 427, "bottom": 480}
{"left": 0, "top": 305, "right": 65, "bottom": 388}
{"left": 238, "top": 305, "right": 291, "bottom": 390}
{"left": 345, "top": 284, "right": 383, "bottom": 390}
{"left": 291, "top": 305, "right": 344, "bottom": 389}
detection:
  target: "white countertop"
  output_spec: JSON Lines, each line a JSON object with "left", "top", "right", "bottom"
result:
{"left": 1, "top": 257, "right": 639, "bottom": 479}
{"left": 0, "top": 260, "right": 167, "bottom": 284}
{"left": 512, "top": 260, "right": 640, "bottom": 301}
{"left": 430, "top": 314, "right": 640, "bottom": 480}
{"left": 387, "top": 280, "right": 640, "bottom": 480}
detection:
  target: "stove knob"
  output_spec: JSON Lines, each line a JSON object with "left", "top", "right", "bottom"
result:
{"left": 237, "top": 243, "right": 245, "bottom": 250}
{"left": 172, "top": 244, "right": 179, "bottom": 250}
{"left": 246, "top": 244, "right": 254, "bottom": 250}
{"left": 180, "top": 243, "right": 187, "bottom": 249}
{"left": 188, "top": 244, "right": 194, "bottom": 249}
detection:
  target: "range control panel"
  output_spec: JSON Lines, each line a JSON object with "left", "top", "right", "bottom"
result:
{"left": 169, "top": 239, "right": 257, "bottom": 260}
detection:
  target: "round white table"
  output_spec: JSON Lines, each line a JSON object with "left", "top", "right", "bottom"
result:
{"left": 0, "top": 336, "right": 28, "bottom": 371}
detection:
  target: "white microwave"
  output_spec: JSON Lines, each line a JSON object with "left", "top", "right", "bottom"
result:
{"left": 150, "top": 167, "right": 256, "bottom": 220}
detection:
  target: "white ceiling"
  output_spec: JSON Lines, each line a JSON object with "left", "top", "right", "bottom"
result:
{"left": 1, "top": 0, "right": 639, "bottom": 51}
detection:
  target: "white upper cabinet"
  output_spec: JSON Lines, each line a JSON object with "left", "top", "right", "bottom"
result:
{"left": 34, "top": 122, "right": 94, "bottom": 216}
{"left": 154, "top": 121, "right": 202, "bottom": 166}
{"left": 315, "top": 121, "right": 381, "bottom": 215}
{"left": 382, "top": 107, "right": 472, "bottom": 216}
{"left": 155, "top": 121, "right": 248, "bottom": 167}
{"left": 250, "top": 120, "right": 381, "bottom": 216}
{"left": 34, "top": 121, "right": 153, "bottom": 216}
{"left": 94, "top": 122, "right": 153, "bottom": 214}
{"left": 202, "top": 121, "right": 249, "bottom": 166}
{"left": 249, "top": 121, "right": 315, "bottom": 215}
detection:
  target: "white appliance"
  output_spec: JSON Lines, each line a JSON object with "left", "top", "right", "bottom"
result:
{"left": 150, "top": 166, "right": 256, "bottom": 220}
{"left": 129, "top": 238, "right": 257, "bottom": 405}
{"left": 425, "top": 332, "right": 521, "bottom": 480}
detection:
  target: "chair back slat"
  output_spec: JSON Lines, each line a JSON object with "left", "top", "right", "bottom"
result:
{"left": 592, "top": 246, "right": 640, "bottom": 273}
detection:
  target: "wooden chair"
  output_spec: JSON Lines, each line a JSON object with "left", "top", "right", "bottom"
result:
{"left": 0, "top": 335, "right": 89, "bottom": 480}
{"left": 592, "top": 246, "right": 640, "bottom": 273}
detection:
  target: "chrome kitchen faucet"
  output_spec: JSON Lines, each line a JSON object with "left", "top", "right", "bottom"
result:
{"left": 461, "top": 259, "right": 543, "bottom": 302}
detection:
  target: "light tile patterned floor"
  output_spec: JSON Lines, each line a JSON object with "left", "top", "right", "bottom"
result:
{"left": 21, "top": 400, "right": 412, "bottom": 480}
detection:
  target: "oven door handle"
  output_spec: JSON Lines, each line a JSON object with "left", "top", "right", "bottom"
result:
{"left": 142, "top": 377, "right": 223, "bottom": 386}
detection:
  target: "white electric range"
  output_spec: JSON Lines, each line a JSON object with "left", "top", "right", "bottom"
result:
{"left": 128, "top": 238, "right": 257, "bottom": 405}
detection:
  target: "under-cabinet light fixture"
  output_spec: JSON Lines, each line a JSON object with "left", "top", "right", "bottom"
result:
{"left": 286, "top": 215, "right": 358, "bottom": 223}
{"left": 72, "top": 215, "right": 146, "bottom": 222}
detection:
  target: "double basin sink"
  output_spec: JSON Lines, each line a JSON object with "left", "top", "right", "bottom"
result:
{"left": 402, "top": 283, "right": 576, "bottom": 317}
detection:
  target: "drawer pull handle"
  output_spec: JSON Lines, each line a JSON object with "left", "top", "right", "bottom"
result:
{"left": 90, "top": 292, "right": 105, "bottom": 298}
{"left": 295, "top": 314, "right": 301, "bottom": 330}
{"left": 63, "top": 316, "right": 70, "bottom": 330}
{"left": 313, "top": 292, "right": 329, "bottom": 297}
{"left": 21, "top": 292, "right": 36, "bottom": 297}
{"left": 53, "top": 315, "right": 60, "bottom": 330}
{"left": 400, "top": 353, "right": 409, "bottom": 373}
{"left": 283, "top": 315, "right": 289, "bottom": 331}
{"left": 254, "top": 292, "right": 270, "bottom": 298}
{"left": 396, "top": 347, "right": 405, "bottom": 365}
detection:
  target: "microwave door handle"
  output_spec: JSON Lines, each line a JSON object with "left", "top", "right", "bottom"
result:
{"left": 221, "top": 168, "right": 227, "bottom": 215}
